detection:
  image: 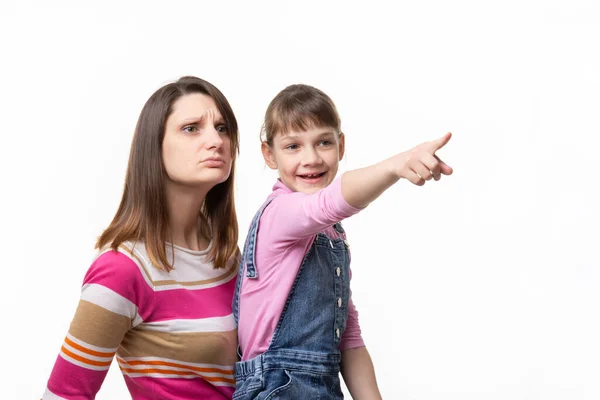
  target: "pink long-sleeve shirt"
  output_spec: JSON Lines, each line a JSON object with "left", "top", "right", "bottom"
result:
{"left": 237, "top": 177, "right": 366, "bottom": 361}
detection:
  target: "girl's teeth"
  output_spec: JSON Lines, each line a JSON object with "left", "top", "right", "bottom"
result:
{"left": 300, "top": 173, "right": 324, "bottom": 179}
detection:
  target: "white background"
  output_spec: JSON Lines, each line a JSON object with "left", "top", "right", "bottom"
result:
{"left": 1, "top": 0, "right": 599, "bottom": 399}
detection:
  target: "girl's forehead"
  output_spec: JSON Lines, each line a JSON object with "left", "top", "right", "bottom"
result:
{"left": 276, "top": 126, "right": 337, "bottom": 140}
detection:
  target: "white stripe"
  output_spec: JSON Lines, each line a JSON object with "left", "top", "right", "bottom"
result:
{"left": 66, "top": 332, "right": 119, "bottom": 353}
{"left": 210, "top": 381, "right": 236, "bottom": 387}
{"left": 138, "top": 314, "right": 236, "bottom": 333}
{"left": 42, "top": 388, "right": 68, "bottom": 400}
{"left": 81, "top": 283, "right": 139, "bottom": 319}
{"left": 63, "top": 340, "right": 113, "bottom": 363}
{"left": 58, "top": 352, "right": 111, "bottom": 371}
{"left": 117, "top": 243, "right": 237, "bottom": 292}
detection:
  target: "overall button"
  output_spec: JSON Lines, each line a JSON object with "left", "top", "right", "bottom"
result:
{"left": 329, "top": 240, "right": 334, "bottom": 248}
{"left": 335, "top": 328, "right": 340, "bottom": 338}
{"left": 337, "top": 298, "right": 342, "bottom": 307}
{"left": 335, "top": 267, "right": 341, "bottom": 276}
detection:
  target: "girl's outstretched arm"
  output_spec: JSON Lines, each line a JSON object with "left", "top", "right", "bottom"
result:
{"left": 342, "top": 132, "right": 453, "bottom": 209}
{"left": 341, "top": 346, "right": 383, "bottom": 400}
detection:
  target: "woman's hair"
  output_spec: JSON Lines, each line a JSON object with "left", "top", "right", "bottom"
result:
{"left": 261, "top": 84, "right": 341, "bottom": 145}
{"left": 96, "top": 76, "right": 240, "bottom": 271}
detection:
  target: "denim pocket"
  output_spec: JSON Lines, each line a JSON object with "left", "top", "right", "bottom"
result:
{"left": 232, "top": 374, "right": 263, "bottom": 400}
{"left": 264, "top": 369, "right": 293, "bottom": 400}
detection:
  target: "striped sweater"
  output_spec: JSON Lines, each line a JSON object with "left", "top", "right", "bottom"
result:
{"left": 43, "top": 241, "right": 238, "bottom": 399}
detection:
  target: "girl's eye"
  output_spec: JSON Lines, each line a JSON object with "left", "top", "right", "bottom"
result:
{"left": 182, "top": 125, "right": 198, "bottom": 133}
{"left": 319, "top": 140, "right": 333, "bottom": 146}
{"left": 285, "top": 144, "right": 299, "bottom": 150}
{"left": 216, "top": 124, "right": 229, "bottom": 134}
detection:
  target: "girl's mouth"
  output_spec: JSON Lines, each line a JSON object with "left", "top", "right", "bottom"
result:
{"left": 299, "top": 172, "right": 325, "bottom": 178}
{"left": 298, "top": 172, "right": 326, "bottom": 183}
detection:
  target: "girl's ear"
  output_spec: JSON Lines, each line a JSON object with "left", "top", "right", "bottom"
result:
{"left": 338, "top": 132, "right": 345, "bottom": 161}
{"left": 261, "top": 142, "right": 278, "bottom": 170}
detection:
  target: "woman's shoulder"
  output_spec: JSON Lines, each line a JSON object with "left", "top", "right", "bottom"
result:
{"left": 85, "top": 242, "right": 149, "bottom": 288}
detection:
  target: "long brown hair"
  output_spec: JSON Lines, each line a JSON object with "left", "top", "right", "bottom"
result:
{"left": 97, "top": 76, "right": 240, "bottom": 271}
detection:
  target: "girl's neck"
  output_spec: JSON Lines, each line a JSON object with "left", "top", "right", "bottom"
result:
{"left": 164, "top": 181, "right": 210, "bottom": 251}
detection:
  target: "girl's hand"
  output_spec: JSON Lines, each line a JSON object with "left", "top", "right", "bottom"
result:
{"left": 390, "top": 132, "right": 453, "bottom": 185}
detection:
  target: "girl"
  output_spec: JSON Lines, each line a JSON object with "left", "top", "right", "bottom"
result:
{"left": 232, "top": 84, "right": 453, "bottom": 399}
{"left": 44, "top": 76, "right": 241, "bottom": 399}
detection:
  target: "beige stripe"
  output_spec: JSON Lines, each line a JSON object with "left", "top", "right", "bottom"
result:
{"left": 69, "top": 300, "right": 131, "bottom": 348}
{"left": 118, "top": 328, "right": 238, "bottom": 366}
{"left": 119, "top": 244, "right": 237, "bottom": 287}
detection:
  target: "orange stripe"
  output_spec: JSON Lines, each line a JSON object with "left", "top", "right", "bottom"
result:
{"left": 61, "top": 346, "right": 112, "bottom": 367}
{"left": 117, "top": 357, "right": 232, "bottom": 374}
{"left": 120, "top": 367, "right": 235, "bottom": 384}
{"left": 65, "top": 336, "right": 115, "bottom": 358}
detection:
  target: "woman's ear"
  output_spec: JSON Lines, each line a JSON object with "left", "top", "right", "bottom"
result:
{"left": 261, "top": 142, "right": 278, "bottom": 169}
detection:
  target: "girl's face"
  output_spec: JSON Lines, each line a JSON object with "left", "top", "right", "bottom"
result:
{"left": 162, "top": 93, "right": 232, "bottom": 189}
{"left": 262, "top": 125, "right": 345, "bottom": 194}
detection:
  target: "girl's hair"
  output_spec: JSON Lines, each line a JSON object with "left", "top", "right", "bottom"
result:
{"left": 262, "top": 84, "right": 341, "bottom": 145}
{"left": 96, "top": 76, "right": 240, "bottom": 271}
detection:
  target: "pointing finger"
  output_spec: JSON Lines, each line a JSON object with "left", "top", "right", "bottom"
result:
{"left": 428, "top": 132, "right": 452, "bottom": 152}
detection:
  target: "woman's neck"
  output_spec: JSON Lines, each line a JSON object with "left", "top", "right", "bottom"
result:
{"left": 164, "top": 181, "right": 210, "bottom": 251}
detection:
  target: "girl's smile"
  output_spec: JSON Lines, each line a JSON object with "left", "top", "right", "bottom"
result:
{"left": 262, "top": 126, "right": 345, "bottom": 194}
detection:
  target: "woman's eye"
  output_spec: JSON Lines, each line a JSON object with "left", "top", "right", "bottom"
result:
{"left": 182, "top": 125, "right": 198, "bottom": 133}
{"left": 216, "top": 124, "right": 229, "bottom": 134}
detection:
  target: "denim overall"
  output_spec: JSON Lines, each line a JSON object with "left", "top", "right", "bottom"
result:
{"left": 232, "top": 199, "right": 351, "bottom": 399}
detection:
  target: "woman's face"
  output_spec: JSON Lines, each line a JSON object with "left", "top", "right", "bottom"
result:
{"left": 162, "top": 93, "right": 232, "bottom": 189}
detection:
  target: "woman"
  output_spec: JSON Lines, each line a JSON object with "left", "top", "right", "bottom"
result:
{"left": 43, "top": 76, "right": 240, "bottom": 399}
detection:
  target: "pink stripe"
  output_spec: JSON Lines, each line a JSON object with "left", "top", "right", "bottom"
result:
{"left": 125, "top": 376, "right": 233, "bottom": 399}
{"left": 85, "top": 251, "right": 236, "bottom": 321}
{"left": 46, "top": 354, "right": 109, "bottom": 399}
{"left": 147, "top": 278, "right": 236, "bottom": 320}
{"left": 84, "top": 251, "right": 153, "bottom": 311}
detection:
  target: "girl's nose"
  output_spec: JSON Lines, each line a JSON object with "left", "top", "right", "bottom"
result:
{"left": 301, "top": 148, "right": 322, "bottom": 166}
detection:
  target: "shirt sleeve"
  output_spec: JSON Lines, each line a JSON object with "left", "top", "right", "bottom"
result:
{"left": 44, "top": 251, "right": 146, "bottom": 399}
{"left": 260, "top": 177, "right": 363, "bottom": 243}
{"left": 340, "top": 287, "right": 366, "bottom": 351}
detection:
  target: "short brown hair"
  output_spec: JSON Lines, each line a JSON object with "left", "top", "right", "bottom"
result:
{"left": 262, "top": 84, "right": 341, "bottom": 145}
{"left": 96, "top": 76, "right": 240, "bottom": 271}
